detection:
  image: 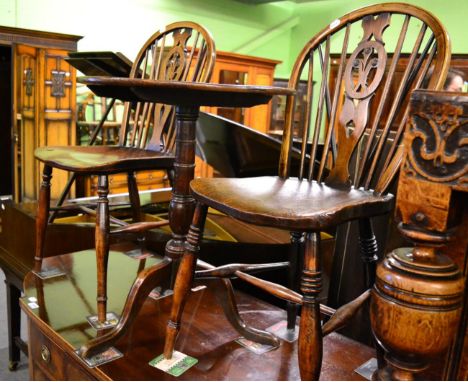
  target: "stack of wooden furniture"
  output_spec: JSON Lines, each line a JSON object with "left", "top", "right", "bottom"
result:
{"left": 159, "top": 4, "right": 451, "bottom": 380}
{"left": 33, "top": 21, "right": 217, "bottom": 325}
{"left": 6, "top": 3, "right": 468, "bottom": 382}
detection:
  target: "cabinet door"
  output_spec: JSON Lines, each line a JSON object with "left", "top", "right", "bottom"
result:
{"left": 38, "top": 48, "right": 76, "bottom": 199}
{"left": 13, "top": 44, "right": 38, "bottom": 201}
{"left": 14, "top": 46, "right": 76, "bottom": 201}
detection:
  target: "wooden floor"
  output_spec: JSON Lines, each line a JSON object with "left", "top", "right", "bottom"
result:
{"left": 22, "top": 248, "right": 375, "bottom": 381}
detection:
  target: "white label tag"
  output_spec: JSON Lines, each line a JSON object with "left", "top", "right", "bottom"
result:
{"left": 330, "top": 19, "right": 340, "bottom": 29}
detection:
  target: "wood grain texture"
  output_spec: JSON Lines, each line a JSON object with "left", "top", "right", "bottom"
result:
{"left": 33, "top": 22, "right": 216, "bottom": 324}
{"left": 371, "top": 90, "right": 467, "bottom": 380}
{"left": 191, "top": 176, "right": 393, "bottom": 231}
{"left": 21, "top": 249, "right": 376, "bottom": 381}
{"left": 162, "top": 4, "right": 451, "bottom": 380}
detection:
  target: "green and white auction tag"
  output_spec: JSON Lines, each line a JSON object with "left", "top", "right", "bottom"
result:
{"left": 149, "top": 351, "right": 198, "bottom": 377}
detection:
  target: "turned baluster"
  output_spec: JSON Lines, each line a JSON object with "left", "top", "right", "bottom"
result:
{"left": 370, "top": 90, "right": 467, "bottom": 380}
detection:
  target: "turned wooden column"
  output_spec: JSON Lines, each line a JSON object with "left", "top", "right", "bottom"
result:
{"left": 370, "top": 90, "right": 468, "bottom": 380}
{"left": 95, "top": 175, "right": 110, "bottom": 323}
{"left": 34, "top": 165, "right": 52, "bottom": 274}
{"left": 165, "top": 105, "right": 199, "bottom": 259}
{"left": 298, "top": 232, "right": 323, "bottom": 380}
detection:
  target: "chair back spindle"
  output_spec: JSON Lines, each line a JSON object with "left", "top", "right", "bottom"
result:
{"left": 279, "top": 4, "right": 450, "bottom": 195}
{"left": 118, "top": 22, "right": 215, "bottom": 153}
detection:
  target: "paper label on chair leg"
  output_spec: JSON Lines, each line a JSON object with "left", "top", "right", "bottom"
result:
{"left": 236, "top": 337, "right": 278, "bottom": 354}
{"left": 266, "top": 320, "right": 299, "bottom": 343}
{"left": 125, "top": 248, "right": 152, "bottom": 260}
{"left": 148, "top": 287, "right": 173, "bottom": 300}
{"left": 87, "top": 312, "right": 119, "bottom": 329}
{"left": 355, "top": 357, "right": 378, "bottom": 380}
{"left": 34, "top": 267, "right": 66, "bottom": 279}
{"left": 78, "top": 347, "right": 123, "bottom": 368}
{"left": 149, "top": 351, "right": 198, "bottom": 377}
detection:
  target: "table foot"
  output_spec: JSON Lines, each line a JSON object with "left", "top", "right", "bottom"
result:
{"left": 79, "top": 257, "right": 172, "bottom": 359}
{"left": 214, "top": 278, "right": 280, "bottom": 347}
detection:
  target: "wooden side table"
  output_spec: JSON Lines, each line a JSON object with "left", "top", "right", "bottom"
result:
{"left": 73, "top": 77, "right": 295, "bottom": 357}
{"left": 78, "top": 77, "right": 295, "bottom": 259}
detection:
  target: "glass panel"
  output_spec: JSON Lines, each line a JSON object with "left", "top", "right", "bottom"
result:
{"left": 217, "top": 70, "right": 247, "bottom": 124}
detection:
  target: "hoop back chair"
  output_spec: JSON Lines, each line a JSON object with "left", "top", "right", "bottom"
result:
{"left": 162, "top": 4, "right": 450, "bottom": 380}
{"left": 77, "top": 93, "right": 123, "bottom": 145}
{"left": 34, "top": 22, "right": 215, "bottom": 324}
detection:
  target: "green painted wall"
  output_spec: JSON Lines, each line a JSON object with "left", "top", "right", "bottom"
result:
{"left": 290, "top": 0, "right": 468, "bottom": 67}
{"left": 0, "top": 0, "right": 466, "bottom": 79}
{"left": 0, "top": 0, "right": 295, "bottom": 76}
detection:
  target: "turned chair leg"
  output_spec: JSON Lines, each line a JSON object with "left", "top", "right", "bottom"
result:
{"left": 358, "top": 218, "right": 378, "bottom": 288}
{"left": 96, "top": 175, "right": 110, "bottom": 323}
{"left": 164, "top": 202, "right": 208, "bottom": 359}
{"left": 287, "top": 231, "right": 304, "bottom": 330}
{"left": 34, "top": 165, "right": 52, "bottom": 274}
{"left": 358, "top": 218, "right": 386, "bottom": 369}
{"left": 298, "top": 232, "right": 323, "bottom": 380}
{"left": 127, "top": 171, "right": 142, "bottom": 223}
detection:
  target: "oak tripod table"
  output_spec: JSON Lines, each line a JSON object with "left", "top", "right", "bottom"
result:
{"left": 74, "top": 76, "right": 295, "bottom": 359}
{"left": 78, "top": 76, "right": 295, "bottom": 259}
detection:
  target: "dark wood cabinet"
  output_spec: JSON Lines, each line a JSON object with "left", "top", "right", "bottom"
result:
{"left": 28, "top": 320, "right": 95, "bottom": 381}
{"left": 0, "top": 26, "right": 82, "bottom": 202}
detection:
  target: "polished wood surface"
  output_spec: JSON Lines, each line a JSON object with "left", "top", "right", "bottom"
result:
{"left": 35, "top": 146, "right": 175, "bottom": 173}
{"left": 163, "top": 3, "right": 450, "bottom": 380}
{"left": 371, "top": 90, "right": 468, "bottom": 380}
{"left": 79, "top": 76, "right": 294, "bottom": 106}
{"left": 21, "top": 249, "right": 375, "bottom": 381}
{"left": 190, "top": 176, "right": 393, "bottom": 231}
{"left": 0, "top": 199, "right": 95, "bottom": 370}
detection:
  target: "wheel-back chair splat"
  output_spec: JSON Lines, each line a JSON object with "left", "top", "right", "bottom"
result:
{"left": 162, "top": 4, "right": 450, "bottom": 380}
{"left": 33, "top": 22, "right": 216, "bottom": 324}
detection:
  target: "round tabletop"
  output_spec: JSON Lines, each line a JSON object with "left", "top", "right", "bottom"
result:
{"left": 78, "top": 76, "right": 295, "bottom": 107}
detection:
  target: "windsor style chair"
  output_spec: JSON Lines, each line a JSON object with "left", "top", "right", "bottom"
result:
{"left": 33, "top": 22, "right": 215, "bottom": 324}
{"left": 77, "top": 93, "right": 122, "bottom": 145}
{"left": 162, "top": 4, "right": 450, "bottom": 380}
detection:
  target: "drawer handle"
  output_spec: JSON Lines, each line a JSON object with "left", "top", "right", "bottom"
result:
{"left": 40, "top": 345, "right": 51, "bottom": 363}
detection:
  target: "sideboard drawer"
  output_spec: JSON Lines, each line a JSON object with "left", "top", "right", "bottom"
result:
{"left": 28, "top": 320, "right": 96, "bottom": 380}
{"left": 29, "top": 322, "right": 64, "bottom": 380}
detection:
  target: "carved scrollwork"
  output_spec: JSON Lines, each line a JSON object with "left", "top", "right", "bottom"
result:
{"left": 340, "top": 13, "right": 390, "bottom": 128}
{"left": 44, "top": 68, "right": 71, "bottom": 99}
{"left": 407, "top": 103, "right": 468, "bottom": 184}
{"left": 326, "top": 13, "right": 390, "bottom": 188}
{"left": 161, "top": 28, "right": 192, "bottom": 81}
{"left": 50, "top": 70, "right": 66, "bottom": 97}
{"left": 344, "top": 41, "right": 386, "bottom": 99}
{"left": 24, "top": 68, "right": 34, "bottom": 96}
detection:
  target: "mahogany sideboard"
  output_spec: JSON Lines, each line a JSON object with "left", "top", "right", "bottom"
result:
{"left": 21, "top": 249, "right": 375, "bottom": 381}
